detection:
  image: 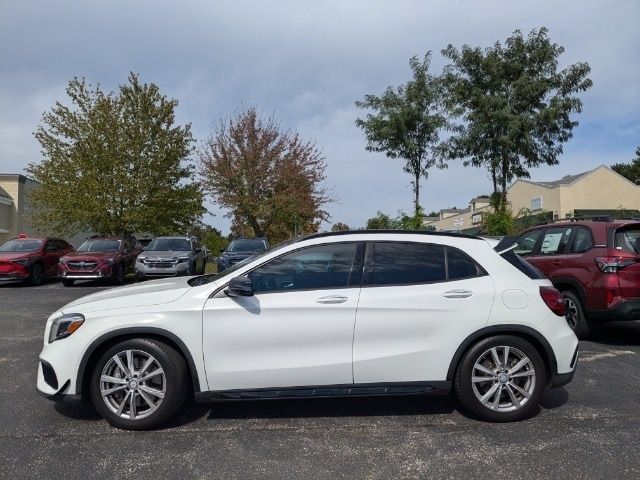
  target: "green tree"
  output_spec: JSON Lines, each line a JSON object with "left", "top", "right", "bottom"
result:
{"left": 189, "top": 222, "right": 228, "bottom": 254}
{"left": 198, "top": 108, "right": 330, "bottom": 244}
{"left": 27, "top": 74, "right": 204, "bottom": 236}
{"left": 365, "top": 211, "right": 395, "bottom": 229}
{"left": 611, "top": 147, "right": 640, "bottom": 185}
{"left": 331, "top": 222, "right": 351, "bottom": 232}
{"left": 442, "top": 28, "right": 592, "bottom": 210}
{"left": 355, "top": 52, "right": 447, "bottom": 215}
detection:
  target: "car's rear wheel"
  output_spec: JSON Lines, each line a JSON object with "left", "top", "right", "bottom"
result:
{"left": 563, "top": 291, "right": 591, "bottom": 339}
{"left": 454, "top": 335, "right": 546, "bottom": 422}
{"left": 29, "top": 263, "right": 44, "bottom": 286}
{"left": 62, "top": 279, "right": 75, "bottom": 287}
{"left": 90, "top": 338, "right": 188, "bottom": 430}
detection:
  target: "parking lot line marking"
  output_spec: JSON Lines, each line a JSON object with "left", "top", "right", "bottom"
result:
{"left": 579, "top": 350, "right": 636, "bottom": 362}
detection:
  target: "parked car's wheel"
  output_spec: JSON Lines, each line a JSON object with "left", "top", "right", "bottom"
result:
{"left": 111, "top": 263, "right": 125, "bottom": 285}
{"left": 563, "top": 290, "right": 591, "bottom": 339}
{"left": 62, "top": 279, "right": 75, "bottom": 287}
{"left": 90, "top": 338, "right": 188, "bottom": 430}
{"left": 29, "top": 263, "right": 45, "bottom": 286}
{"left": 136, "top": 272, "right": 145, "bottom": 282}
{"left": 454, "top": 335, "right": 546, "bottom": 422}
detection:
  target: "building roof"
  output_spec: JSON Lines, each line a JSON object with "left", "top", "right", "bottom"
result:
{"left": 440, "top": 208, "right": 462, "bottom": 213}
{"left": 535, "top": 170, "right": 592, "bottom": 187}
{"left": 0, "top": 174, "right": 28, "bottom": 184}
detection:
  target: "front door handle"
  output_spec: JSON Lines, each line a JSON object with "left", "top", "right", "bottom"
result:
{"left": 316, "top": 295, "right": 348, "bottom": 304}
{"left": 551, "top": 261, "right": 563, "bottom": 267}
{"left": 442, "top": 289, "right": 473, "bottom": 299}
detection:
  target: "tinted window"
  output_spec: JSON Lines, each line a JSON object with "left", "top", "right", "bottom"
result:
{"left": 44, "top": 241, "right": 58, "bottom": 251}
{"left": 570, "top": 227, "right": 593, "bottom": 253}
{"left": 539, "top": 227, "right": 573, "bottom": 255}
{"left": 366, "top": 242, "right": 446, "bottom": 286}
{"left": 0, "top": 239, "right": 42, "bottom": 252}
{"left": 614, "top": 226, "right": 640, "bottom": 254}
{"left": 447, "top": 247, "right": 480, "bottom": 279}
{"left": 515, "top": 229, "right": 542, "bottom": 257}
{"left": 248, "top": 243, "right": 358, "bottom": 294}
{"left": 228, "top": 239, "right": 267, "bottom": 252}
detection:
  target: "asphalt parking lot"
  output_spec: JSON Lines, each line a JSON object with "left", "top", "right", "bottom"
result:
{"left": 1, "top": 280, "right": 639, "bottom": 479}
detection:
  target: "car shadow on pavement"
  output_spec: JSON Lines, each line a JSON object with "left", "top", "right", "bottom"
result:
{"left": 589, "top": 321, "right": 640, "bottom": 347}
{"left": 539, "top": 387, "right": 569, "bottom": 410}
{"left": 54, "top": 403, "right": 103, "bottom": 421}
{"left": 160, "top": 395, "right": 457, "bottom": 428}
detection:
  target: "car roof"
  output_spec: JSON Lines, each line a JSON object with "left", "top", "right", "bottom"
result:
{"left": 302, "top": 230, "right": 483, "bottom": 242}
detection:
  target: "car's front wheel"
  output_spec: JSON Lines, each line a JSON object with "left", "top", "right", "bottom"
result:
{"left": 454, "top": 335, "right": 546, "bottom": 422}
{"left": 90, "top": 338, "right": 188, "bottom": 430}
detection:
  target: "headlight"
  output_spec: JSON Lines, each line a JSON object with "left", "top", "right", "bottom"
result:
{"left": 58, "top": 258, "right": 66, "bottom": 264}
{"left": 136, "top": 257, "right": 145, "bottom": 263}
{"left": 177, "top": 257, "right": 189, "bottom": 263}
{"left": 49, "top": 313, "right": 85, "bottom": 343}
{"left": 103, "top": 257, "right": 116, "bottom": 264}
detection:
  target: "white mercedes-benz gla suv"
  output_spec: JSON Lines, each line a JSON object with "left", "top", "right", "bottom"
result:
{"left": 37, "top": 231, "right": 579, "bottom": 430}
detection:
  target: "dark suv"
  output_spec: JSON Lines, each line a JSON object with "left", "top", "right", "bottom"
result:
{"left": 217, "top": 237, "right": 269, "bottom": 272}
{"left": 515, "top": 220, "right": 640, "bottom": 338}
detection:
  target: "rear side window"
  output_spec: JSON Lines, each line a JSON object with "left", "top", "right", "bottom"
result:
{"left": 515, "top": 229, "right": 542, "bottom": 257}
{"left": 365, "top": 242, "right": 446, "bottom": 286}
{"left": 447, "top": 247, "right": 481, "bottom": 280}
{"left": 539, "top": 227, "right": 573, "bottom": 255}
{"left": 570, "top": 227, "right": 594, "bottom": 253}
{"left": 614, "top": 226, "right": 640, "bottom": 254}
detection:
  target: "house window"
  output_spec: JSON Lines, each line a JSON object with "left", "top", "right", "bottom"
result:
{"left": 531, "top": 196, "right": 543, "bottom": 211}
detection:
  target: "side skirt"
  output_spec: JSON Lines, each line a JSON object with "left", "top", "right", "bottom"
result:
{"left": 195, "top": 381, "right": 452, "bottom": 403}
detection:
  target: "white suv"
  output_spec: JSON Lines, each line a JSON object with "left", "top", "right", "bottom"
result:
{"left": 37, "top": 231, "right": 578, "bottom": 430}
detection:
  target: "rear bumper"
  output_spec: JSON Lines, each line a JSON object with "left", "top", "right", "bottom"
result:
{"left": 589, "top": 298, "right": 640, "bottom": 322}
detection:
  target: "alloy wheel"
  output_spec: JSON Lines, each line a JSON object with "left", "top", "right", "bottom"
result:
{"left": 100, "top": 349, "right": 166, "bottom": 420}
{"left": 471, "top": 346, "right": 536, "bottom": 413}
{"left": 564, "top": 297, "right": 579, "bottom": 330}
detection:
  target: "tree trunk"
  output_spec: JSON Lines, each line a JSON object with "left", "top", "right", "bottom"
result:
{"left": 414, "top": 170, "right": 421, "bottom": 216}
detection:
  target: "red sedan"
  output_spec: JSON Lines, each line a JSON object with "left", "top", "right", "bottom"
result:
{"left": 0, "top": 235, "right": 73, "bottom": 286}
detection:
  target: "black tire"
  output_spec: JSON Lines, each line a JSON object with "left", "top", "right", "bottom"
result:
{"left": 111, "top": 263, "right": 125, "bottom": 285}
{"left": 454, "top": 335, "right": 547, "bottom": 422}
{"left": 90, "top": 338, "right": 188, "bottom": 430}
{"left": 563, "top": 290, "right": 592, "bottom": 339}
{"left": 62, "top": 279, "right": 75, "bottom": 287}
{"left": 29, "top": 263, "right": 45, "bottom": 286}
{"left": 136, "top": 272, "right": 146, "bottom": 282}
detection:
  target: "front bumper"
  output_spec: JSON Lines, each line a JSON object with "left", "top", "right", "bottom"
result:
{"left": 59, "top": 265, "right": 114, "bottom": 280}
{"left": 589, "top": 298, "right": 640, "bottom": 322}
{"left": 136, "top": 262, "right": 190, "bottom": 277}
{"left": 0, "top": 273, "right": 29, "bottom": 282}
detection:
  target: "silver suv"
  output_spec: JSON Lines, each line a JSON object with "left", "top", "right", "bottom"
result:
{"left": 135, "top": 236, "right": 206, "bottom": 280}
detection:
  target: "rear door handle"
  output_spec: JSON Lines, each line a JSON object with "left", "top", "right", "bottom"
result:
{"left": 316, "top": 295, "right": 348, "bottom": 304}
{"left": 442, "top": 289, "right": 473, "bottom": 299}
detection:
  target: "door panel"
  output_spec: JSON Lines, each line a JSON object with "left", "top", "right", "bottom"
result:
{"left": 203, "top": 288, "right": 358, "bottom": 390}
{"left": 353, "top": 276, "right": 495, "bottom": 383}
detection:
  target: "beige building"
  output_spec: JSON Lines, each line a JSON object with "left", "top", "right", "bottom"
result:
{"left": 508, "top": 165, "right": 640, "bottom": 220}
{"left": 0, "top": 174, "right": 40, "bottom": 244}
{"left": 426, "top": 165, "right": 640, "bottom": 232}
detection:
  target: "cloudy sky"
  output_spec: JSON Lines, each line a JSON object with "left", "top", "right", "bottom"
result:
{"left": 1, "top": 0, "right": 638, "bottom": 233}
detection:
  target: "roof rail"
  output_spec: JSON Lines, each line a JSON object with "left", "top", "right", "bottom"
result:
{"left": 302, "top": 229, "right": 483, "bottom": 241}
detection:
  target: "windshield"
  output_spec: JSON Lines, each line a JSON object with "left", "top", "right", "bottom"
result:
{"left": 228, "top": 239, "right": 267, "bottom": 252}
{"left": 0, "top": 239, "right": 42, "bottom": 252}
{"left": 189, "top": 238, "right": 294, "bottom": 287}
{"left": 615, "top": 226, "right": 640, "bottom": 254}
{"left": 78, "top": 239, "right": 121, "bottom": 252}
{"left": 147, "top": 238, "right": 192, "bottom": 251}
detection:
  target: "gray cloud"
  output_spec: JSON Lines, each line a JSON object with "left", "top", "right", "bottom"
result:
{"left": 1, "top": 0, "right": 638, "bottom": 232}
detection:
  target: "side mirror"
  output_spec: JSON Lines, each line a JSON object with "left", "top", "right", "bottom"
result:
{"left": 225, "top": 276, "right": 254, "bottom": 297}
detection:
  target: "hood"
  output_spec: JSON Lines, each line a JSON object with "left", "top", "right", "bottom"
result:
{"left": 61, "top": 276, "right": 191, "bottom": 313}
{"left": 139, "top": 250, "right": 191, "bottom": 259}
{"left": 63, "top": 251, "right": 117, "bottom": 261}
{"left": 220, "top": 250, "right": 257, "bottom": 258}
{"left": 0, "top": 252, "right": 36, "bottom": 262}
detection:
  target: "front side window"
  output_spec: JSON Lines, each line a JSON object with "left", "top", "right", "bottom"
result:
{"left": 365, "top": 242, "right": 446, "bottom": 286}
{"left": 515, "top": 229, "right": 542, "bottom": 257}
{"left": 248, "top": 243, "right": 358, "bottom": 294}
{"left": 539, "top": 227, "right": 573, "bottom": 255}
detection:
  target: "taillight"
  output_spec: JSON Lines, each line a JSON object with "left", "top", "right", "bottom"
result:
{"left": 595, "top": 256, "right": 638, "bottom": 273}
{"left": 539, "top": 286, "right": 566, "bottom": 316}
